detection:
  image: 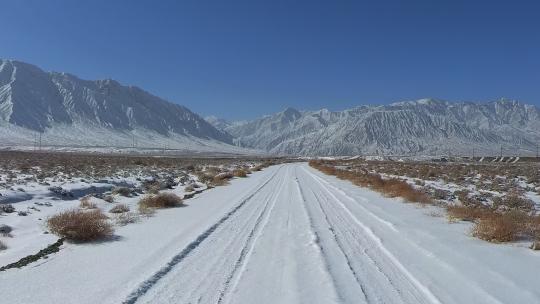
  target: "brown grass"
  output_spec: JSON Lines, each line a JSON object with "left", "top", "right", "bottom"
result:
{"left": 47, "top": 209, "right": 113, "bottom": 242}
{"left": 138, "top": 192, "right": 183, "bottom": 209}
{"left": 447, "top": 205, "right": 490, "bottom": 222}
{"left": 309, "top": 160, "right": 432, "bottom": 204}
{"left": 112, "top": 187, "right": 132, "bottom": 197}
{"left": 232, "top": 169, "right": 248, "bottom": 178}
{"left": 471, "top": 212, "right": 524, "bottom": 243}
{"left": 109, "top": 204, "right": 130, "bottom": 213}
{"left": 212, "top": 172, "right": 233, "bottom": 186}
{"left": 448, "top": 205, "right": 539, "bottom": 243}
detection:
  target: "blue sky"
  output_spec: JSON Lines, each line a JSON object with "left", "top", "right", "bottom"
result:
{"left": 1, "top": 0, "right": 539, "bottom": 120}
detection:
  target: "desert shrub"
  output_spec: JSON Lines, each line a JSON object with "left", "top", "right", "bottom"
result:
{"left": 109, "top": 204, "right": 130, "bottom": 213}
{"left": 184, "top": 184, "right": 195, "bottom": 192}
{"left": 142, "top": 180, "right": 161, "bottom": 194}
{"left": 447, "top": 205, "right": 489, "bottom": 221}
{"left": 138, "top": 192, "right": 183, "bottom": 209}
{"left": 114, "top": 212, "right": 139, "bottom": 226}
{"left": 232, "top": 169, "right": 248, "bottom": 178}
{"left": 377, "top": 178, "right": 432, "bottom": 204}
{"left": 471, "top": 212, "right": 523, "bottom": 243}
{"left": 212, "top": 172, "right": 233, "bottom": 186}
{"left": 0, "top": 240, "right": 7, "bottom": 251}
{"left": 112, "top": 187, "right": 132, "bottom": 197}
{"left": 196, "top": 173, "right": 214, "bottom": 184}
{"left": 103, "top": 195, "right": 115, "bottom": 203}
{"left": 79, "top": 195, "right": 97, "bottom": 209}
{"left": 47, "top": 209, "right": 113, "bottom": 242}
{"left": 492, "top": 193, "right": 535, "bottom": 212}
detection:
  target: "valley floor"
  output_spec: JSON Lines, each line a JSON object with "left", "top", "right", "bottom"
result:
{"left": 1, "top": 163, "right": 539, "bottom": 303}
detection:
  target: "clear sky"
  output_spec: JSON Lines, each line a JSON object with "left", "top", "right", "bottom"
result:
{"left": 1, "top": 0, "right": 539, "bottom": 120}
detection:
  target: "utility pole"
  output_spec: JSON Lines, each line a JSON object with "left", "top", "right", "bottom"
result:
{"left": 500, "top": 145, "right": 503, "bottom": 159}
{"left": 536, "top": 143, "right": 539, "bottom": 158}
{"left": 472, "top": 148, "right": 475, "bottom": 161}
{"left": 39, "top": 133, "right": 42, "bottom": 151}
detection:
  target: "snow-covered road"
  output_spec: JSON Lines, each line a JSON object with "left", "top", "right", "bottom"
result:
{"left": 2, "top": 163, "right": 540, "bottom": 303}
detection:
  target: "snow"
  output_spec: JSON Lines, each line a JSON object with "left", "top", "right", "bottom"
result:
{"left": 222, "top": 99, "right": 540, "bottom": 156}
{"left": 1, "top": 163, "right": 540, "bottom": 303}
{"left": 0, "top": 121, "right": 263, "bottom": 155}
{"left": 0, "top": 59, "right": 263, "bottom": 155}
{"left": 0, "top": 168, "right": 209, "bottom": 266}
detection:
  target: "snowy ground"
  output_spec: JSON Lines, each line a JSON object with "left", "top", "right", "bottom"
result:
{"left": 1, "top": 163, "right": 540, "bottom": 303}
{"left": 0, "top": 122, "right": 264, "bottom": 156}
{"left": 0, "top": 171, "right": 207, "bottom": 266}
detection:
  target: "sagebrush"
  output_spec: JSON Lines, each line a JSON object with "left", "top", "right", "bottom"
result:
{"left": 47, "top": 209, "right": 113, "bottom": 242}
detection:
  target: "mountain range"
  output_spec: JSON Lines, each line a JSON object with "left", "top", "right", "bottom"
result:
{"left": 208, "top": 99, "right": 540, "bottom": 156}
{"left": 2, "top": 59, "right": 539, "bottom": 156}
{"left": 0, "top": 59, "right": 244, "bottom": 154}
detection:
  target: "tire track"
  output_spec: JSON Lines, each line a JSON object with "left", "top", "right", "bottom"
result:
{"left": 305, "top": 166, "right": 507, "bottom": 304}
{"left": 218, "top": 166, "right": 288, "bottom": 304}
{"left": 123, "top": 166, "right": 284, "bottom": 304}
{"left": 293, "top": 168, "right": 370, "bottom": 304}
{"left": 300, "top": 167, "right": 442, "bottom": 304}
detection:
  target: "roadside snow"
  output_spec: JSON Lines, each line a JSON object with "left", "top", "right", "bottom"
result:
{"left": 1, "top": 163, "right": 539, "bottom": 303}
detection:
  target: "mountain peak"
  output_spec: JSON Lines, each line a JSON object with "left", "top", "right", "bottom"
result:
{"left": 281, "top": 107, "right": 301, "bottom": 120}
{"left": 390, "top": 98, "right": 448, "bottom": 107}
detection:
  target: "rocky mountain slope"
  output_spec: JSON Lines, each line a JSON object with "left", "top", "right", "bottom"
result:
{"left": 211, "top": 99, "right": 540, "bottom": 156}
{"left": 0, "top": 59, "right": 241, "bottom": 153}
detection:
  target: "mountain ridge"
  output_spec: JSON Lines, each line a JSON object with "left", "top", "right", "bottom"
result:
{"left": 207, "top": 98, "right": 540, "bottom": 156}
{"left": 0, "top": 59, "right": 245, "bottom": 153}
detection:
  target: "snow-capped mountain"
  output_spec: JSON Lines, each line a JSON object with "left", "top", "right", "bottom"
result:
{"left": 204, "top": 115, "right": 233, "bottom": 131}
{"left": 217, "top": 99, "right": 540, "bottom": 156}
{"left": 0, "top": 59, "right": 243, "bottom": 153}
